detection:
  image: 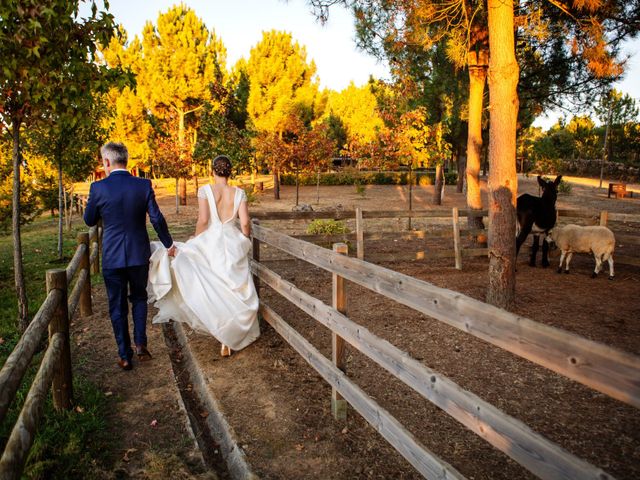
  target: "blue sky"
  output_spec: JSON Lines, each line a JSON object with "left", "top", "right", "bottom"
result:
{"left": 81, "top": 0, "right": 639, "bottom": 130}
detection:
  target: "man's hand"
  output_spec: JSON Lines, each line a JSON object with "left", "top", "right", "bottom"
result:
{"left": 167, "top": 245, "right": 177, "bottom": 257}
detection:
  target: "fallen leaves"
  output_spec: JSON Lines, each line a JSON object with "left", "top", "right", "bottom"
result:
{"left": 122, "top": 448, "right": 137, "bottom": 462}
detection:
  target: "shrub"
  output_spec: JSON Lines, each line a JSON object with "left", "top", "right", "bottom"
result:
{"left": 417, "top": 174, "right": 433, "bottom": 186}
{"left": 281, "top": 170, "right": 458, "bottom": 187}
{"left": 306, "top": 219, "right": 350, "bottom": 235}
{"left": 243, "top": 187, "right": 259, "bottom": 204}
{"left": 558, "top": 179, "right": 573, "bottom": 195}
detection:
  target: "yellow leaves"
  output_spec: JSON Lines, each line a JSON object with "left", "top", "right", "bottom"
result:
{"left": 326, "top": 83, "right": 384, "bottom": 146}
{"left": 134, "top": 4, "right": 227, "bottom": 117}
{"left": 247, "top": 30, "right": 319, "bottom": 135}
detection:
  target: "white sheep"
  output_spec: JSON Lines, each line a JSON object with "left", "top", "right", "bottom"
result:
{"left": 546, "top": 224, "right": 615, "bottom": 279}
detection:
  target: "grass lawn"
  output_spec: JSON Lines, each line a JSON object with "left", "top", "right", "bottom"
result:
{"left": 0, "top": 216, "right": 113, "bottom": 479}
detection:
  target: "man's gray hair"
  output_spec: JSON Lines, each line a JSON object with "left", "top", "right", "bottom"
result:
{"left": 101, "top": 142, "right": 128, "bottom": 166}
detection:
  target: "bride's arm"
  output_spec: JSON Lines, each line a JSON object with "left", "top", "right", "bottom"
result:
{"left": 238, "top": 200, "right": 251, "bottom": 237}
{"left": 195, "top": 197, "right": 210, "bottom": 236}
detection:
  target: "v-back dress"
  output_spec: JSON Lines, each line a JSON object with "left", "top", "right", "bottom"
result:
{"left": 148, "top": 185, "right": 260, "bottom": 351}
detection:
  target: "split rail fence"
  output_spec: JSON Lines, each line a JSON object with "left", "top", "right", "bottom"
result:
{"left": 249, "top": 219, "right": 640, "bottom": 479}
{"left": 253, "top": 207, "right": 640, "bottom": 269}
{"left": 0, "top": 226, "right": 101, "bottom": 480}
{"left": 252, "top": 207, "right": 489, "bottom": 270}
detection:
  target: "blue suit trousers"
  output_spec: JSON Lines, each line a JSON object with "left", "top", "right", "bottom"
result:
{"left": 103, "top": 265, "right": 149, "bottom": 361}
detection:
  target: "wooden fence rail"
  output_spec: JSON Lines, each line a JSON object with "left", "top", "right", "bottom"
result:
{"left": 250, "top": 222, "right": 639, "bottom": 479}
{"left": 256, "top": 207, "right": 640, "bottom": 268}
{"left": 0, "top": 227, "right": 101, "bottom": 480}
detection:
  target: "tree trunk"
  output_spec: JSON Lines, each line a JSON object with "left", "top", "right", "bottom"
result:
{"left": 467, "top": 49, "right": 488, "bottom": 235}
{"left": 486, "top": 0, "right": 519, "bottom": 310}
{"left": 175, "top": 178, "right": 180, "bottom": 214}
{"left": 599, "top": 104, "right": 612, "bottom": 188}
{"left": 64, "top": 186, "right": 73, "bottom": 232}
{"left": 456, "top": 151, "right": 465, "bottom": 194}
{"left": 408, "top": 164, "right": 413, "bottom": 229}
{"left": 11, "top": 120, "right": 28, "bottom": 331}
{"left": 178, "top": 110, "right": 187, "bottom": 206}
{"left": 273, "top": 168, "right": 280, "bottom": 200}
{"left": 57, "top": 159, "right": 64, "bottom": 260}
{"left": 433, "top": 164, "right": 444, "bottom": 205}
{"left": 316, "top": 168, "right": 320, "bottom": 204}
{"left": 179, "top": 178, "right": 187, "bottom": 206}
{"left": 295, "top": 166, "right": 300, "bottom": 206}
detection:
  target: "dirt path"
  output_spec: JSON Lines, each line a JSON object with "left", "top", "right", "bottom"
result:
{"left": 71, "top": 287, "right": 219, "bottom": 480}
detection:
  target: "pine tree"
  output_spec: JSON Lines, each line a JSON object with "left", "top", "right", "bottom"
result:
{"left": 247, "top": 30, "right": 320, "bottom": 199}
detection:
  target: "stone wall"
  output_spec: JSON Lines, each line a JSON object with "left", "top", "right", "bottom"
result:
{"left": 560, "top": 158, "right": 639, "bottom": 182}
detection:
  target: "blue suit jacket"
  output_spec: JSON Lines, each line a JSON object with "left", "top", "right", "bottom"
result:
{"left": 84, "top": 171, "right": 173, "bottom": 269}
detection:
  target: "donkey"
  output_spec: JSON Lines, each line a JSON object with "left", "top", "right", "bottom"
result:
{"left": 516, "top": 175, "right": 562, "bottom": 267}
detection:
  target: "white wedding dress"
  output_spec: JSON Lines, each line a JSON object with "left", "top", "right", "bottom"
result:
{"left": 147, "top": 185, "right": 260, "bottom": 351}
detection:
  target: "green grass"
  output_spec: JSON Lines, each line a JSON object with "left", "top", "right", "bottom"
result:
{"left": 0, "top": 216, "right": 88, "bottom": 341}
{"left": 0, "top": 216, "right": 113, "bottom": 479}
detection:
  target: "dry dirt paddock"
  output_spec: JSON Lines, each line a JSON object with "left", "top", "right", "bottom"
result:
{"left": 157, "top": 176, "right": 640, "bottom": 479}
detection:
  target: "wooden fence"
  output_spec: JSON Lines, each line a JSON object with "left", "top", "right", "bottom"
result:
{"left": 250, "top": 220, "right": 640, "bottom": 479}
{"left": 253, "top": 207, "right": 489, "bottom": 269}
{"left": 253, "top": 207, "right": 640, "bottom": 269}
{"left": 0, "top": 226, "right": 101, "bottom": 480}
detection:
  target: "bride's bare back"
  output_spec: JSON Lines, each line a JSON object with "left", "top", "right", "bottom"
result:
{"left": 195, "top": 182, "right": 251, "bottom": 237}
{"left": 212, "top": 184, "right": 237, "bottom": 223}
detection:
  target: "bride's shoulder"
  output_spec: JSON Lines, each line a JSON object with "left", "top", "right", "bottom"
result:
{"left": 197, "top": 184, "right": 211, "bottom": 199}
{"left": 234, "top": 186, "right": 247, "bottom": 201}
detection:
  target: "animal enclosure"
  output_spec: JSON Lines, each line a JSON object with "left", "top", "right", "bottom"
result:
{"left": 248, "top": 217, "right": 640, "bottom": 479}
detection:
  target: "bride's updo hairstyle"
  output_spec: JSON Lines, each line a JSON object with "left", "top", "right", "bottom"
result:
{"left": 212, "top": 155, "right": 233, "bottom": 178}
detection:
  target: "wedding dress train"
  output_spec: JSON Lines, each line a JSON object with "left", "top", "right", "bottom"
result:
{"left": 148, "top": 185, "right": 260, "bottom": 351}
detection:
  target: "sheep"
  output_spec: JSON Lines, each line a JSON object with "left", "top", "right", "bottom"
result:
{"left": 546, "top": 224, "right": 615, "bottom": 279}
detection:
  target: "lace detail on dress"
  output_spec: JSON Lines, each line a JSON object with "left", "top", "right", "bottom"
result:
{"left": 197, "top": 186, "right": 207, "bottom": 199}
{"left": 238, "top": 187, "right": 247, "bottom": 203}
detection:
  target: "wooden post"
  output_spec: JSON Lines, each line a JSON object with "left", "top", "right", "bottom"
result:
{"left": 599, "top": 210, "right": 608, "bottom": 227}
{"left": 77, "top": 233, "right": 92, "bottom": 316}
{"left": 452, "top": 207, "right": 462, "bottom": 270}
{"left": 252, "top": 219, "right": 261, "bottom": 297}
{"left": 332, "top": 243, "right": 348, "bottom": 420}
{"left": 355, "top": 208, "right": 364, "bottom": 260}
{"left": 46, "top": 270, "right": 73, "bottom": 411}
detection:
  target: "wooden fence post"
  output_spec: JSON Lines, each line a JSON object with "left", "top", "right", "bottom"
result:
{"left": 77, "top": 233, "right": 93, "bottom": 316}
{"left": 600, "top": 210, "right": 608, "bottom": 226}
{"left": 452, "top": 207, "right": 462, "bottom": 270}
{"left": 252, "top": 219, "right": 261, "bottom": 297}
{"left": 46, "top": 269, "right": 73, "bottom": 411}
{"left": 89, "top": 224, "right": 100, "bottom": 275}
{"left": 332, "top": 242, "right": 348, "bottom": 420}
{"left": 355, "top": 208, "right": 364, "bottom": 260}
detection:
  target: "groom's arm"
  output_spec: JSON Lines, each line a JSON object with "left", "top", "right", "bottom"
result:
{"left": 146, "top": 180, "right": 173, "bottom": 249}
{"left": 83, "top": 183, "right": 100, "bottom": 227}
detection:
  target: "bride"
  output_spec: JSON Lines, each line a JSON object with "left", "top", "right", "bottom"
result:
{"left": 148, "top": 155, "right": 260, "bottom": 357}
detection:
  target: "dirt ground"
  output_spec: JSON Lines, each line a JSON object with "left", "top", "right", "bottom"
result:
{"left": 71, "top": 290, "right": 219, "bottom": 479}
{"left": 76, "top": 175, "right": 640, "bottom": 479}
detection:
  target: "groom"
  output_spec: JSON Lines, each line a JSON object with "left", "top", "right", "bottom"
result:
{"left": 84, "top": 142, "right": 176, "bottom": 371}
